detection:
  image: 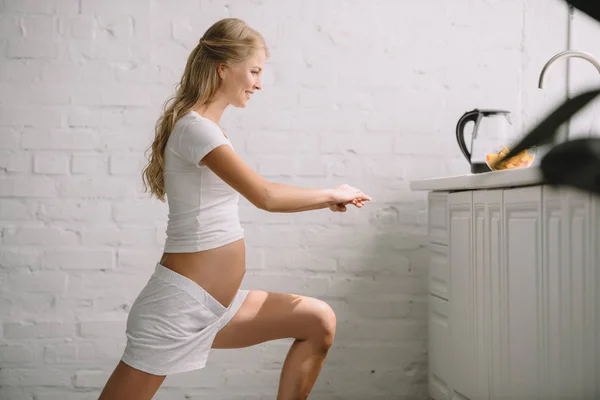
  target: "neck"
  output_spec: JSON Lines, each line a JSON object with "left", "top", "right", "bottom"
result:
{"left": 193, "top": 93, "right": 229, "bottom": 125}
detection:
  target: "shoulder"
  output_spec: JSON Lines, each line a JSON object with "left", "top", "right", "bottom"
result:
{"left": 174, "top": 112, "right": 220, "bottom": 136}
{"left": 169, "top": 111, "right": 229, "bottom": 165}
{"left": 172, "top": 112, "right": 227, "bottom": 146}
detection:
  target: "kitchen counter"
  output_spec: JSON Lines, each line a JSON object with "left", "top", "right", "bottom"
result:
{"left": 409, "top": 166, "right": 544, "bottom": 191}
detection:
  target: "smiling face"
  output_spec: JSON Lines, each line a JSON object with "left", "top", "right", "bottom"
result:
{"left": 218, "top": 48, "right": 265, "bottom": 107}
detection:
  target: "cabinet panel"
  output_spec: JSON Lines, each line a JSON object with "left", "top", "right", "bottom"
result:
{"left": 501, "top": 186, "right": 543, "bottom": 399}
{"left": 541, "top": 186, "right": 563, "bottom": 398}
{"left": 429, "top": 295, "right": 451, "bottom": 400}
{"left": 542, "top": 186, "right": 594, "bottom": 398}
{"left": 448, "top": 191, "right": 476, "bottom": 400}
{"left": 429, "top": 192, "right": 449, "bottom": 245}
{"left": 565, "top": 189, "right": 592, "bottom": 397}
{"left": 473, "top": 190, "right": 502, "bottom": 400}
{"left": 594, "top": 196, "right": 600, "bottom": 396}
{"left": 488, "top": 190, "right": 505, "bottom": 400}
{"left": 429, "top": 243, "right": 449, "bottom": 301}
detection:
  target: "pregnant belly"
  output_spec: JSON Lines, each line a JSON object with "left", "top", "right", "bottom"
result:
{"left": 159, "top": 238, "right": 246, "bottom": 309}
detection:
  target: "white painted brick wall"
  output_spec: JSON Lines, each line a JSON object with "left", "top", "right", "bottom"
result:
{"left": 0, "top": 0, "right": 570, "bottom": 399}
{"left": 569, "top": 7, "right": 600, "bottom": 139}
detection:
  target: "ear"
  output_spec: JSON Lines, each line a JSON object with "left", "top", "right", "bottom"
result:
{"left": 217, "top": 63, "right": 227, "bottom": 79}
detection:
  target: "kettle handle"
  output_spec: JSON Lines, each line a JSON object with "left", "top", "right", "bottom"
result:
{"left": 456, "top": 109, "right": 480, "bottom": 162}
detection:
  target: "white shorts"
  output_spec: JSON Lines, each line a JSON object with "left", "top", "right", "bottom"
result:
{"left": 121, "top": 263, "right": 248, "bottom": 375}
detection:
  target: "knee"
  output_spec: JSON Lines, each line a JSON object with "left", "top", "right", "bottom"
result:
{"left": 308, "top": 299, "right": 337, "bottom": 351}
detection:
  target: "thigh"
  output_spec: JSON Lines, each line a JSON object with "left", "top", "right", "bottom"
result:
{"left": 99, "top": 361, "right": 166, "bottom": 400}
{"left": 212, "top": 290, "right": 336, "bottom": 349}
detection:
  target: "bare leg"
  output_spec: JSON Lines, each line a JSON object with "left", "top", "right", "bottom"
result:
{"left": 212, "top": 290, "right": 337, "bottom": 400}
{"left": 277, "top": 337, "right": 332, "bottom": 398}
{"left": 98, "top": 361, "right": 166, "bottom": 400}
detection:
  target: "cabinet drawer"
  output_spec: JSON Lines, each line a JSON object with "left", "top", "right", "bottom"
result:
{"left": 428, "top": 192, "right": 448, "bottom": 245}
{"left": 429, "top": 243, "right": 449, "bottom": 301}
{"left": 429, "top": 294, "right": 451, "bottom": 400}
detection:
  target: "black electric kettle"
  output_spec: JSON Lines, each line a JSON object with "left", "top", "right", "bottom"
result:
{"left": 456, "top": 109, "right": 512, "bottom": 173}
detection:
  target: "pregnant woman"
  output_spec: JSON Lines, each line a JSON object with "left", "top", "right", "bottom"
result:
{"left": 99, "top": 17, "right": 371, "bottom": 400}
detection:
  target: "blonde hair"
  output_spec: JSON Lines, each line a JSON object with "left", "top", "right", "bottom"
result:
{"left": 141, "top": 18, "right": 269, "bottom": 201}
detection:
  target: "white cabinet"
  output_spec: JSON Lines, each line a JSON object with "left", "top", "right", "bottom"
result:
{"left": 428, "top": 191, "right": 451, "bottom": 400}
{"left": 429, "top": 244, "right": 449, "bottom": 301}
{"left": 429, "top": 294, "right": 451, "bottom": 400}
{"left": 427, "top": 186, "right": 599, "bottom": 400}
{"left": 448, "top": 191, "right": 478, "bottom": 400}
{"left": 541, "top": 186, "right": 596, "bottom": 398}
{"left": 473, "top": 190, "right": 501, "bottom": 400}
{"left": 501, "top": 187, "right": 543, "bottom": 399}
{"left": 594, "top": 195, "right": 600, "bottom": 395}
{"left": 429, "top": 192, "right": 449, "bottom": 246}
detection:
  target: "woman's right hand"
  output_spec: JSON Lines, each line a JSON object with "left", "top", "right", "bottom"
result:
{"left": 329, "top": 184, "right": 372, "bottom": 212}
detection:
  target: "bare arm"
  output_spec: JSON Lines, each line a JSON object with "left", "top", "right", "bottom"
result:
{"left": 201, "top": 145, "right": 369, "bottom": 213}
{"left": 201, "top": 145, "right": 336, "bottom": 212}
{"left": 264, "top": 182, "right": 336, "bottom": 213}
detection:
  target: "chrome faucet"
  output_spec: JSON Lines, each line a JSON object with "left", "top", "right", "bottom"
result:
{"left": 538, "top": 49, "right": 600, "bottom": 88}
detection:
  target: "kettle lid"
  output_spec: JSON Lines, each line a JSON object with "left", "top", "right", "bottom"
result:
{"left": 473, "top": 108, "right": 510, "bottom": 116}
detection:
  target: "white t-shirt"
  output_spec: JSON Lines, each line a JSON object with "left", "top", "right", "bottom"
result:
{"left": 162, "top": 110, "right": 244, "bottom": 253}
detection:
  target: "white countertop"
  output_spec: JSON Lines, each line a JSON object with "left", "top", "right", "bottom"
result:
{"left": 410, "top": 166, "right": 544, "bottom": 191}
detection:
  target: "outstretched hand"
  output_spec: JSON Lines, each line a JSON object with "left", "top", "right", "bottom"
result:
{"left": 329, "top": 184, "right": 372, "bottom": 212}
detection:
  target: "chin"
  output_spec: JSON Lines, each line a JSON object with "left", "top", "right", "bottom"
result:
{"left": 233, "top": 99, "right": 248, "bottom": 108}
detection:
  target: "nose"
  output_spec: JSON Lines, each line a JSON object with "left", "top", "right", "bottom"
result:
{"left": 254, "top": 78, "right": 262, "bottom": 91}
